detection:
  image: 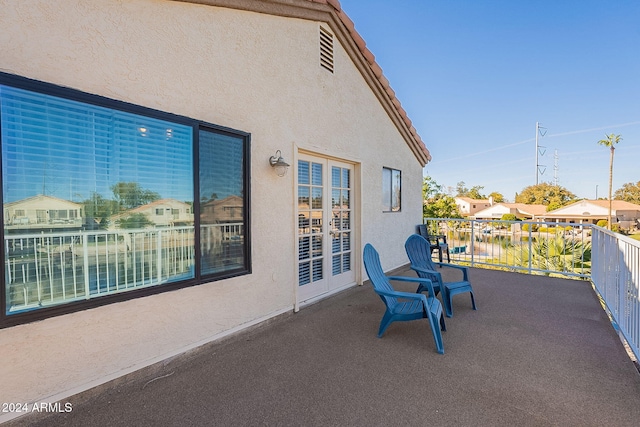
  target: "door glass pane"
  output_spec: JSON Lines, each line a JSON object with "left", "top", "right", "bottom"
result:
{"left": 332, "top": 189, "right": 340, "bottom": 208}
{"left": 312, "top": 259, "right": 323, "bottom": 282}
{"left": 311, "top": 216, "right": 322, "bottom": 234}
{"left": 332, "top": 234, "right": 340, "bottom": 253}
{"left": 299, "top": 261, "right": 310, "bottom": 286}
{"left": 298, "top": 212, "right": 310, "bottom": 234}
{"left": 298, "top": 186, "right": 310, "bottom": 208}
{"left": 343, "top": 252, "right": 351, "bottom": 271}
{"left": 298, "top": 161, "right": 310, "bottom": 184}
{"left": 342, "top": 169, "right": 350, "bottom": 188}
{"left": 298, "top": 236, "right": 310, "bottom": 260}
{"left": 311, "top": 162, "right": 323, "bottom": 186}
{"left": 311, "top": 187, "right": 322, "bottom": 209}
{"left": 342, "top": 232, "right": 351, "bottom": 251}
{"left": 332, "top": 166, "right": 341, "bottom": 187}
{"left": 342, "top": 190, "right": 350, "bottom": 208}
{"left": 332, "top": 255, "right": 341, "bottom": 275}
{"left": 312, "top": 235, "right": 323, "bottom": 257}
{"left": 341, "top": 211, "right": 350, "bottom": 230}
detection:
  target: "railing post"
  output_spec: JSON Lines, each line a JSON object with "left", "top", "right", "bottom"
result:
{"left": 470, "top": 223, "right": 475, "bottom": 267}
{"left": 528, "top": 224, "right": 533, "bottom": 275}
{"left": 157, "top": 230, "right": 162, "bottom": 284}
{"left": 83, "top": 233, "right": 90, "bottom": 299}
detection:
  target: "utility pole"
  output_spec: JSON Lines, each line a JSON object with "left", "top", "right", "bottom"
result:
{"left": 535, "top": 122, "right": 547, "bottom": 185}
{"left": 553, "top": 149, "right": 559, "bottom": 186}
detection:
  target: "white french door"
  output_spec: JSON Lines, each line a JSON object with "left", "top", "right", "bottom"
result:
{"left": 297, "top": 154, "right": 355, "bottom": 302}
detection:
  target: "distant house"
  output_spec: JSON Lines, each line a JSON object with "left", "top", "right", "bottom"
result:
{"left": 543, "top": 200, "right": 640, "bottom": 229}
{"left": 472, "top": 203, "right": 547, "bottom": 221}
{"left": 3, "top": 195, "right": 83, "bottom": 231}
{"left": 455, "top": 197, "right": 492, "bottom": 217}
{"left": 109, "top": 198, "right": 194, "bottom": 228}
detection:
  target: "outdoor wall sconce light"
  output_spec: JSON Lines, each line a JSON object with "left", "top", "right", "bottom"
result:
{"left": 269, "top": 150, "right": 290, "bottom": 177}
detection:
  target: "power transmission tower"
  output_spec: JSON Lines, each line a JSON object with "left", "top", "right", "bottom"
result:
{"left": 535, "top": 122, "right": 547, "bottom": 185}
{"left": 553, "top": 149, "right": 559, "bottom": 186}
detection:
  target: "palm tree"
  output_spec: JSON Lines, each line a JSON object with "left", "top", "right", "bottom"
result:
{"left": 506, "top": 234, "right": 591, "bottom": 276}
{"left": 597, "top": 134, "right": 622, "bottom": 230}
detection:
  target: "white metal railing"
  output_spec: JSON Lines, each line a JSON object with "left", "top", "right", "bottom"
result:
{"left": 4, "top": 223, "right": 243, "bottom": 313}
{"left": 424, "top": 218, "right": 592, "bottom": 278}
{"left": 424, "top": 218, "right": 640, "bottom": 361}
{"left": 591, "top": 227, "right": 640, "bottom": 362}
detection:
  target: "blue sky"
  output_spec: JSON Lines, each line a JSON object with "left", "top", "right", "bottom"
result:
{"left": 341, "top": 0, "right": 640, "bottom": 201}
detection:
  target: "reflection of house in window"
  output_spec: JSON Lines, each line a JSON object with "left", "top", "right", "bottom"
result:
{"left": 3, "top": 195, "right": 83, "bottom": 231}
{"left": 200, "top": 195, "right": 244, "bottom": 224}
{"left": 110, "top": 199, "right": 194, "bottom": 229}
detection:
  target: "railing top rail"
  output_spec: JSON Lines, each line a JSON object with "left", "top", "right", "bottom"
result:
{"left": 3, "top": 223, "right": 244, "bottom": 240}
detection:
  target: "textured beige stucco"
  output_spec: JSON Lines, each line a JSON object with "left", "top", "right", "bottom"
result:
{"left": 0, "top": 0, "right": 425, "bottom": 415}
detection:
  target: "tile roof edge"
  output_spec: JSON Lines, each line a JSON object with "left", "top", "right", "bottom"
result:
{"left": 329, "top": 1, "right": 431, "bottom": 164}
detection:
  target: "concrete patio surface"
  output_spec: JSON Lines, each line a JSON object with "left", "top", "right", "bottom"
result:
{"left": 6, "top": 266, "right": 640, "bottom": 426}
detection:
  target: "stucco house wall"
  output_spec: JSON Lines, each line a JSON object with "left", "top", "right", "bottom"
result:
{"left": 455, "top": 197, "right": 491, "bottom": 217}
{"left": 0, "top": 0, "right": 430, "bottom": 418}
{"left": 472, "top": 203, "right": 546, "bottom": 220}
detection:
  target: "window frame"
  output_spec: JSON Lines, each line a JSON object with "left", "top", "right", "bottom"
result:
{"left": 0, "top": 72, "right": 252, "bottom": 328}
{"left": 382, "top": 166, "right": 401, "bottom": 212}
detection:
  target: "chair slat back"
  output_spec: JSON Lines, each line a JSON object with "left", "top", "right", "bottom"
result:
{"left": 363, "top": 244, "right": 398, "bottom": 307}
{"left": 417, "top": 224, "right": 429, "bottom": 239}
{"left": 405, "top": 234, "right": 437, "bottom": 273}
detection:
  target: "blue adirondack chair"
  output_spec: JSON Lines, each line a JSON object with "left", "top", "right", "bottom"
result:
{"left": 363, "top": 243, "right": 446, "bottom": 354}
{"left": 405, "top": 234, "right": 477, "bottom": 318}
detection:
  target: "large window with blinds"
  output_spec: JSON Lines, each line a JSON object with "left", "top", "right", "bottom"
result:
{"left": 0, "top": 73, "right": 250, "bottom": 326}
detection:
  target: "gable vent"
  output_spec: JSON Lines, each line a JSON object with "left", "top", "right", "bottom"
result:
{"left": 319, "top": 26, "right": 334, "bottom": 73}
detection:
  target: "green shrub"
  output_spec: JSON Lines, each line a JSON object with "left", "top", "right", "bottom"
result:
{"left": 597, "top": 219, "right": 608, "bottom": 228}
{"left": 501, "top": 214, "right": 517, "bottom": 221}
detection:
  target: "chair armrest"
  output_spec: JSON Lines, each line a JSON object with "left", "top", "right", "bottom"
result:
{"left": 387, "top": 276, "right": 436, "bottom": 297}
{"left": 432, "top": 262, "right": 469, "bottom": 281}
{"left": 433, "top": 234, "right": 447, "bottom": 244}
{"left": 375, "top": 288, "right": 429, "bottom": 303}
{"left": 409, "top": 265, "right": 441, "bottom": 277}
{"left": 409, "top": 266, "right": 443, "bottom": 284}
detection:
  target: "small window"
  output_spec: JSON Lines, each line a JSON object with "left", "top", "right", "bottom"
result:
{"left": 382, "top": 167, "right": 401, "bottom": 212}
{"left": 155, "top": 209, "right": 164, "bottom": 215}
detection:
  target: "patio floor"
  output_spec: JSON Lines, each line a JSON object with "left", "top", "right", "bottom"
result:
{"left": 8, "top": 266, "right": 640, "bottom": 427}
